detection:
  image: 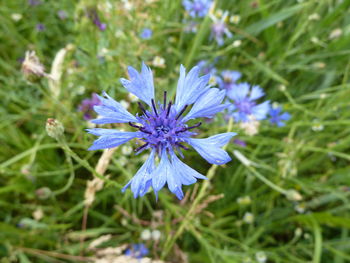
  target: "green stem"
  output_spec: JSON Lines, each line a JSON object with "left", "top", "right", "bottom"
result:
{"left": 161, "top": 118, "right": 233, "bottom": 259}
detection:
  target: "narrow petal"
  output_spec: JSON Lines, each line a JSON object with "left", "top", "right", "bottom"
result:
{"left": 182, "top": 88, "right": 227, "bottom": 122}
{"left": 249, "top": 85, "right": 265, "bottom": 100}
{"left": 120, "top": 63, "right": 155, "bottom": 106}
{"left": 122, "top": 150, "right": 155, "bottom": 198}
{"left": 252, "top": 101, "right": 270, "bottom": 120}
{"left": 170, "top": 152, "right": 206, "bottom": 185}
{"left": 91, "top": 92, "right": 138, "bottom": 124}
{"left": 87, "top": 130, "right": 142, "bottom": 150}
{"left": 174, "top": 65, "right": 211, "bottom": 112}
{"left": 187, "top": 133, "right": 236, "bottom": 165}
{"left": 227, "top": 83, "right": 250, "bottom": 102}
{"left": 280, "top": 112, "right": 291, "bottom": 121}
{"left": 151, "top": 150, "right": 168, "bottom": 192}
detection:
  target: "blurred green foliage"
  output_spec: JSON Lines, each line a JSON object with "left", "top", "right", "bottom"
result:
{"left": 1, "top": 0, "right": 350, "bottom": 262}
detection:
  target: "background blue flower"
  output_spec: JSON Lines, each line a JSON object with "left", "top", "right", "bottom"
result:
{"left": 183, "top": 0, "right": 213, "bottom": 18}
{"left": 269, "top": 106, "right": 291, "bottom": 127}
{"left": 226, "top": 83, "right": 270, "bottom": 122}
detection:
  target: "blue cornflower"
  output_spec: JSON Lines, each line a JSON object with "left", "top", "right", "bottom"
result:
{"left": 140, "top": 28, "right": 153, "bottom": 39}
{"left": 210, "top": 11, "right": 232, "bottom": 46}
{"left": 227, "top": 83, "right": 270, "bottom": 123}
{"left": 125, "top": 243, "right": 149, "bottom": 259}
{"left": 183, "top": 0, "right": 212, "bottom": 18}
{"left": 268, "top": 106, "right": 291, "bottom": 127}
{"left": 217, "top": 70, "right": 242, "bottom": 92}
{"left": 87, "top": 63, "right": 235, "bottom": 199}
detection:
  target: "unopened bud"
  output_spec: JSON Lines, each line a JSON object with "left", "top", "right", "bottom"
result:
{"left": 36, "top": 187, "right": 52, "bottom": 200}
{"left": 46, "top": 118, "right": 64, "bottom": 140}
{"left": 286, "top": 189, "right": 303, "bottom": 201}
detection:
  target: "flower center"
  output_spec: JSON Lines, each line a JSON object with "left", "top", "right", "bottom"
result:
{"left": 212, "top": 22, "right": 226, "bottom": 35}
{"left": 235, "top": 99, "right": 255, "bottom": 114}
{"left": 156, "top": 125, "right": 170, "bottom": 134}
{"left": 128, "top": 91, "right": 202, "bottom": 154}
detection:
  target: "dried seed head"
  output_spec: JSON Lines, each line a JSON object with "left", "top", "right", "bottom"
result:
{"left": 21, "top": 51, "right": 48, "bottom": 82}
{"left": 46, "top": 118, "right": 64, "bottom": 140}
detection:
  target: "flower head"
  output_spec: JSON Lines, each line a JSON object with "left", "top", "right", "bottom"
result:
{"left": 210, "top": 11, "right": 232, "bottom": 46}
{"left": 87, "top": 63, "right": 235, "bottom": 199}
{"left": 140, "top": 28, "right": 153, "bottom": 39}
{"left": 28, "top": 0, "right": 42, "bottom": 6}
{"left": 183, "top": 0, "right": 213, "bottom": 18}
{"left": 88, "top": 9, "right": 106, "bottom": 31}
{"left": 57, "top": 10, "right": 68, "bottom": 20}
{"left": 36, "top": 23, "right": 45, "bottom": 32}
{"left": 227, "top": 83, "right": 270, "bottom": 123}
{"left": 217, "top": 70, "right": 242, "bottom": 92}
{"left": 78, "top": 93, "right": 102, "bottom": 120}
{"left": 268, "top": 106, "right": 290, "bottom": 127}
{"left": 124, "top": 243, "right": 149, "bottom": 259}
{"left": 197, "top": 60, "right": 219, "bottom": 85}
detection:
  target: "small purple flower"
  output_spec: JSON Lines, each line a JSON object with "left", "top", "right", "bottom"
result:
{"left": 197, "top": 60, "right": 221, "bottom": 85}
{"left": 210, "top": 11, "right": 232, "bottom": 46}
{"left": 28, "top": 0, "right": 42, "bottom": 6}
{"left": 88, "top": 9, "right": 107, "bottom": 31}
{"left": 36, "top": 23, "right": 45, "bottom": 32}
{"left": 227, "top": 83, "right": 270, "bottom": 123}
{"left": 234, "top": 139, "right": 246, "bottom": 147}
{"left": 268, "top": 106, "right": 291, "bottom": 127}
{"left": 78, "top": 93, "right": 102, "bottom": 120}
{"left": 87, "top": 63, "right": 236, "bottom": 199}
{"left": 197, "top": 60, "right": 216, "bottom": 75}
{"left": 217, "top": 70, "right": 242, "bottom": 92}
{"left": 183, "top": 0, "right": 213, "bottom": 18}
{"left": 57, "top": 10, "right": 68, "bottom": 20}
{"left": 140, "top": 28, "right": 153, "bottom": 39}
{"left": 125, "top": 244, "right": 149, "bottom": 259}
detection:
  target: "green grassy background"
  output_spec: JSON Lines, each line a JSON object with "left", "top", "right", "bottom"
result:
{"left": 1, "top": 0, "right": 350, "bottom": 262}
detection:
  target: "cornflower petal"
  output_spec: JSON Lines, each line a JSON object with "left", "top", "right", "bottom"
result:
{"left": 227, "top": 83, "right": 250, "bottom": 102}
{"left": 120, "top": 62, "right": 155, "bottom": 106}
{"left": 249, "top": 85, "right": 265, "bottom": 100}
{"left": 251, "top": 101, "right": 270, "bottom": 120}
{"left": 182, "top": 88, "right": 227, "bottom": 122}
{"left": 187, "top": 133, "right": 236, "bottom": 165}
{"left": 122, "top": 150, "right": 156, "bottom": 198}
{"left": 91, "top": 91, "right": 138, "bottom": 124}
{"left": 174, "top": 65, "right": 211, "bottom": 112}
{"left": 151, "top": 150, "right": 169, "bottom": 192}
{"left": 170, "top": 152, "right": 207, "bottom": 184}
{"left": 87, "top": 129, "right": 142, "bottom": 150}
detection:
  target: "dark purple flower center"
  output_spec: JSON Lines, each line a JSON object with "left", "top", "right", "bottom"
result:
{"left": 129, "top": 92, "right": 201, "bottom": 154}
{"left": 235, "top": 99, "right": 255, "bottom": 114}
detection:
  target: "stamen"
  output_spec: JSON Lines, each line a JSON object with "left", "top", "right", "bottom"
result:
{"left": 134, "top": 142, "right": 149, "bottom": 152}
{"left": 138, "top": 102, "right": 149, "bottom": 117}
{"left": 151, "top": 99, "right": 158, "bottom": 117}
{"left": 163, "top": 91, "right": 167, "bottom": 109}
{"left": 140, "top": 127, "right": 152, "bottom": 134}
{"left": 176, "top": 142, "right": 189, "bottom": 150}
{"left": 176, "top": 122, "right": 202, "bottom": 133}
{"left": 187, "top": 122, "right": 202, "bottom": 130}
{"left": 128, "top": 122, "right": 142, "bottom": 129}
{"left": 175, "top": 105, "right": 188, "bottom": 120}
{"left": 166, "top": 101, "right": 172, "bottom": 118}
